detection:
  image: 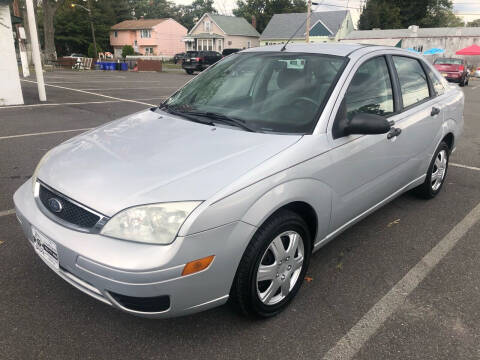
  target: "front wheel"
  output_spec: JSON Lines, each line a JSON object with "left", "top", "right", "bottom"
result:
{"left": 230, "top": 209, "right": 311, "bottom": 318}
{"left": 413, "top": 141, "right": 449, "bottom": 199}
{"left": 185, "top": 69, "right": 194, "bottom": 75}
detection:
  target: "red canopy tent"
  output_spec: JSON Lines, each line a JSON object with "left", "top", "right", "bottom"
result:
{"left": 456, "top": 44, "right": 480, "bottom": 55}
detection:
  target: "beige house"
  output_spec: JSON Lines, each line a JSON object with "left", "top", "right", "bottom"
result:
{"left": 184, "top": 13, "right": 260, "bottom": 52}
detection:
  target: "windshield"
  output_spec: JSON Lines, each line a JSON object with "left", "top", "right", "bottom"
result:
{"left": 164, "top": 52, "right": 346, "bottom": 133}
{"left": 434, "top": 58, "right": 462, "bottom": 65}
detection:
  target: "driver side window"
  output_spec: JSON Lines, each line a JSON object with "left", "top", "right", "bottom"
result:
{"left": 346, "top": 57, "right": 394, "bottom": 120}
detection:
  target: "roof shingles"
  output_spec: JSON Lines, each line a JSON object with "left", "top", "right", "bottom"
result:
{"left": 111, "top": 19, "right": 167, "bottom": 30}
{"left": 203, "top": 13, "right": 260, "bottom": 37}
{"left": 261, "top": 11, "right": 348, "bottom": 40}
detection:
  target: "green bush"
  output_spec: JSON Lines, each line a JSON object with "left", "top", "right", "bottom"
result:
{"left": 122, "top": 45, "right": 135, "bottom": 58}
{"left": 88, "top": 43, "right": 102, "bottom": 58}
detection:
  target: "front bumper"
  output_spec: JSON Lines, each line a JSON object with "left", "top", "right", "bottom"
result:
{"left": 13, "top": 180, "right": 256, "bottom": 318}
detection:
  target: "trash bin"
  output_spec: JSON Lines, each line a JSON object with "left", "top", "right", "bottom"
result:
{"left": 99, "top": 62, "right": 105, "bottom": 70}
{"left": 120, "top": 63, "right": 128, "bottom": 71}
{"left": 115, "top": 63, "right": 121, "bottom": 71}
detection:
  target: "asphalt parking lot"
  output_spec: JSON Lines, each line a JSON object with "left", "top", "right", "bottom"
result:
{"left": 1, "top": 70, "right": 480, "bottom": 360}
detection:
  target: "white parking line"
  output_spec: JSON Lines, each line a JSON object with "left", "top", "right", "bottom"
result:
{"left": 0, "top": 97, "right": 166, "bottom": 110}
{"left": 451, "top": 162, "right": 480, "bottom": 172}
{"left": 322, "top": 201, "right": 480, "bottom": 360}
{"left": 0, "top": 128, "right": 92, "bottom": 140}
{"left": 21, "top": 80, "right": 156, "bottom": 107}
{"left": 0, "top": 209, "right": 15, "bottom": 217}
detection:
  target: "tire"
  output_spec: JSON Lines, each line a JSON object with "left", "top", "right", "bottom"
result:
{"left": 459, "top": 78, "right": 465, "bottom": 87}
{"left": 413, "top": 141, "right": 450, "bottom": 199}
{"left": 185, "top": 69, "right": 193, "bottom": 75}
{"left": 230, "top": 209, "right": 312, "bottom": 318}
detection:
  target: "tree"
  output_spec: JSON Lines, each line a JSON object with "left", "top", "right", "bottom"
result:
{"left": 171, "top": 0, "right": 216, "bottom": 31}
{"left": 467, "top": 19, "right": 480, "bottom": 27}
{"left": 55, "top": 0, "right": 131, "bottom": 57}
{"left": 41, "top": 0, "right": 66, "bottom": 60}
{"left": 122, "top": 44, "right": 134, "bottom": 58}
{"left": 233, "top": 0, "right": 307, "bottom": 34}
{"left": 358, "top": 0, "right": 460, "bottom": 30}
{"left": 88, "top": 42, "right": 102, "bottom": 58}
{"left": 358, "top": 0, "right": 402, "bottom": 30}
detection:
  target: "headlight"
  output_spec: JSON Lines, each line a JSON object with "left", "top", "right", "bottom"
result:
{"left": 100, "top": 202, "right": 201, "bottom": 245}
{"left": 32, "top": 150, "right": 53, "bottom": 192}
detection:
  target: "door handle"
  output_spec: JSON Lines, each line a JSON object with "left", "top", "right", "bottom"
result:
{"left": 387, "top": 127, "right": 402, "bottom": 139}
{"left": 431, "top": 107, "right": 441, "bottom": 116}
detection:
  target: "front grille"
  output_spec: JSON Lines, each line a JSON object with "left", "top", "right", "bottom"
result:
{"left": 109, "top": 292, "right": 170, "bottom": 313}
{"left": 38, "top": 184, "right": 100, "bottom": 229}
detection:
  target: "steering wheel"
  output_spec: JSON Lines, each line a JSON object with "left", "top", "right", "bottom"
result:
{"left": 292, "top": 97, "right": 320, "bottom": 108}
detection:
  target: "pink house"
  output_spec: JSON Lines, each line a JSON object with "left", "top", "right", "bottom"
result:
{"left": 110, "top": 18, "right": 187, "bottom": 58}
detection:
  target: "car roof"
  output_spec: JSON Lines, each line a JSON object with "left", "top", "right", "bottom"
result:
{"left": 243, "top": 43, "right": 415, "bottom": 58}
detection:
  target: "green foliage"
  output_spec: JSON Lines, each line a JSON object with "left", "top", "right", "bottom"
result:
{"left": 122, "top": 45, "right": 135, "bottom": 58}
{"left": 88, "top": 43, "right": 102, "bottom": 58}
{"left": 55, "top": 0, "right": 131, "bottom": 56}
{"left": 233, "top": 0, "right": 307, "bottom": 33}
{"left": 359, "top": 0, "right": 461, "bottom": 30}
{"left": 467, "top": 19, "right": 480, "bottom": 27}
{"left": 172, "top": 0, "right": 217, "bottom": 30}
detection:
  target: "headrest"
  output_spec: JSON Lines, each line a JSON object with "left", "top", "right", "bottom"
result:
{"left": 277, "top": 68, "right": 303, "bottom": 89}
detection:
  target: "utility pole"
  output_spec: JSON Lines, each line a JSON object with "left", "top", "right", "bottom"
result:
{"left": 306, "top": 0, "right": 311, "bottom": 43}
{"left": 25, "top": 0, "right": 46, "bottom": 101}
{"left": 87, "top": 0, "right": 97, "bottom": 57}
{"left": 72, "top": 1, "right": 97, "bottom": 57}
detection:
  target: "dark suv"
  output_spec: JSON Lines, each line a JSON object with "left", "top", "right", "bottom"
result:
{"left": 182, "top": 51, "right": 222, "bottom": 74}
{"left": 433, "top": 58, "right": 469, "bottom": 86}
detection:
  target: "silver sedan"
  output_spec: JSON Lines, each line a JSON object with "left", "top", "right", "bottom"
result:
{"left": 14, "top": 43, "right": 464, "bottom": 318}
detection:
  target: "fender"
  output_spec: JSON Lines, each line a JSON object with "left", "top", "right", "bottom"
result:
{"left": 241, "top": 178, "right": 333, "bottom": 245}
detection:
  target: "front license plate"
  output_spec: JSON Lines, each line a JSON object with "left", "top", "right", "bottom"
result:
{"left": 32, "top": 227, "right": 59, "bottom": 269}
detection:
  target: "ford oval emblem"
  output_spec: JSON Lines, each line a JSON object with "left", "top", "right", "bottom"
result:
{"left": 48, "top": 198, "right": 63, "bottom": 213}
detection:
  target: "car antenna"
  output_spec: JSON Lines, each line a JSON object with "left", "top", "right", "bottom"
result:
{"left": 281, "top": 1, "right": 319, "bottom": 52}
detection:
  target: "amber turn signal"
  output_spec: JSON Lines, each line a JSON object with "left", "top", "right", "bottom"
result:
{"left": 182, "top": 255, "right": 215, "bottom": 276}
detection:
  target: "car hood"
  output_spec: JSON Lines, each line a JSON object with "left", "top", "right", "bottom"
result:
{"left": 37, "top": 109, "right": 301, "bottom": 216}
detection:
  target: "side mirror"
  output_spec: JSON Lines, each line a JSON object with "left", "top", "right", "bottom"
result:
{"left": 344, "top": 113, "right": 391, "bottom": 136}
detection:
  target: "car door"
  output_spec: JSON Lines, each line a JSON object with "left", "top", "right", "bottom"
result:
{"left": 321, "top": 53, "right": 435, "bottom": 232}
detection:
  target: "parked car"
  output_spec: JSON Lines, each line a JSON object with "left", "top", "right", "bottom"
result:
{"left": 173, "top": 52, "right": 186, "bottom": 64}
{"left": 182, "top": 50, "right": 222, "bottom": 74}
{"left": 433, "top": 57, "right": 469, "bottom": 86}
{"left": 66, "top": 53, "right": 85, "bottom": 59}
{"left": 14, "top": 44, "right": 464, "bottom": 319}
{"left": 474, "top": 66, "right": 480, "bottom": 78}
{"left": 222, "top": 48, "right": 241, "bottom": 57}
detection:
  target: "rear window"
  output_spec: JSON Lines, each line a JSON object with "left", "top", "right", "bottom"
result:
{"left": 186, "top": 51, "right": 198, "bottom": 57}
{"left": 434, "top": 58, "right": 463, "bottom": 65}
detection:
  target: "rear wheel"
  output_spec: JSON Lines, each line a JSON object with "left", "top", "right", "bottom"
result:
{"left": 414, "top": 141, "right": 449, "bottom": 199}
{"left": 230, "top": 210, "right": 311, "bottom": 318}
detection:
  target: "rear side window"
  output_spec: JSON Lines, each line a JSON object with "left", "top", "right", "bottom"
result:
{"left": 393, "top": 56, "right": 430, "bottom": 108}
{"left": 345, "top": 56, "right": 394, "bottom": 120}
{"left": 426, "top": 68, "right": 445, "bottom": 96}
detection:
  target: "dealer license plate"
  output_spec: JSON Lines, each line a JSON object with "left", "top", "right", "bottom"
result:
{"left": 32, "top": 226, "right": 59, "bottom": 269}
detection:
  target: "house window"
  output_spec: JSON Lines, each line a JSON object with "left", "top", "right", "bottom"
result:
{"left": 114, "top": 31, "right": 118, "bottom": 38}
{"left": 204, "top": 20, "right": 211, "bottom": 32}
{"left": 247, "top": 40, "right": 251, "bottom": 48}
{"left": 228, "top": 41, "right": 232, "bottom": 46}
{"left": 208, "top": 39, "right": 213, "bottom": 51}
{"left": 218, "top": 39, "right": 222, "bottom": 52}
{"left": 145, "top": 47, "right": 154, "bottom": 55}
{"left": 140, "top": 29, "right": 151, "bottom": 38}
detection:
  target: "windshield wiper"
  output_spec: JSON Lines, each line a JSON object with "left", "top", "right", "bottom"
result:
{"left": 183, "top": 111, "right": 257, "bottom": 132}
{"left": 159, "top": 104, "right": 215, "bottom": 127}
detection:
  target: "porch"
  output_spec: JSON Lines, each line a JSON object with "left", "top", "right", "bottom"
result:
{"left": 183, "top": 33, "right": 224, "bottom": 52}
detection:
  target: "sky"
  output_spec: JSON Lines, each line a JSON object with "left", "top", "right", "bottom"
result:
{"left": 172, "top": 0, "right": 480, "bottom": 20}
